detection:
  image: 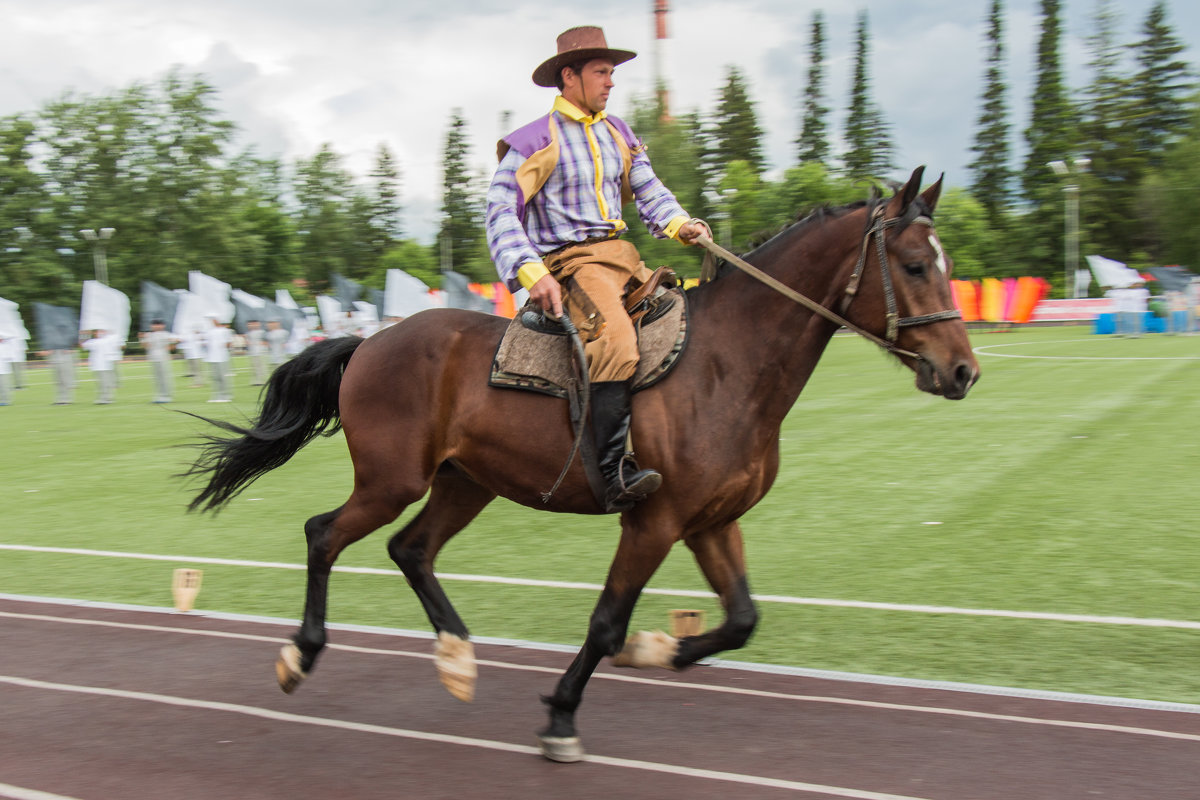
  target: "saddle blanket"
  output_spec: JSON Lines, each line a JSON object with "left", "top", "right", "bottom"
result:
{"left": 490, "top": 288, "right": 689, "bottom": 398}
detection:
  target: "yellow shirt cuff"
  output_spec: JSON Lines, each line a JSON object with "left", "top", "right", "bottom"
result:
{"left": 517, "top": 261, "right": 551, "bottom": 290}
{"left": 664, "top": 215, "right": 690, "bottom": 241}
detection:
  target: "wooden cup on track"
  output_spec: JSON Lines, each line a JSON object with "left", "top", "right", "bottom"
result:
{"left": 172, "top": 568, "right": 203, "bottom": 613}
{"left": 669, "top": 609, "right": 705, "bottom": 638}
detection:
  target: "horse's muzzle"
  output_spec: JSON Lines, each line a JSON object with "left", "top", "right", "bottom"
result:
{"left": 917, "top": 358, "right": 979, "bottom": 400}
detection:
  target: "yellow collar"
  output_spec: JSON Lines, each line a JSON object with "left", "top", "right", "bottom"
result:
{"left": 554, "top": 95, "right": 606, "bottom": 125}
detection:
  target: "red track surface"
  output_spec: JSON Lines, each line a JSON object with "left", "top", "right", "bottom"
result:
{"left": 1, "top": 597, "right": 1197, "bottom": 800}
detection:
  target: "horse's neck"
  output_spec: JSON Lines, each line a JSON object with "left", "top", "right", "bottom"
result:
{"left": 692, "top": 227, "right": 856, "bottom": 425}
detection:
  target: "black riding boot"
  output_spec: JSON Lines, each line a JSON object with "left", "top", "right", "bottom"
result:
{"left": 590, "top": 380, "right": 662, "bottom": 512}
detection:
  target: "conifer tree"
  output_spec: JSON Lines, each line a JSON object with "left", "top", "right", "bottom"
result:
{"left": 1078, "top": 0, "right": 1139, "bottom": 260}
{"left": 796, "top": 10, "right": 831, "bottom": 167}
{"left": 1019, "top": 0, "right": 1075, "bottom": 285}
{"left": 968, "top": 0, "right": 1013, "bottom": 214}
{"left": 842, "top": 10, "right": 893, "bottom": 179}
{"left": 1021, "top": 0, "right": 1074, "bottom": 203}
{"left": 370, "top": 143, "right": 403, "bottom": 243}
{"left": 1129, "top": 1, "right": 1194, "bottom": 166}
{"left": 438, "top": 111, "right": 489, "bottom": 281}
{"left": 710, "top": 66, "right": 766, "bottom": 176}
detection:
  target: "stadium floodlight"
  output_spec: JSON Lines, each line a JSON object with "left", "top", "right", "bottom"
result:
{"left": 1047, "top": 160, "right": 1089, "bottom": 299}
{"left": 79, "top": 227, "right": 117, "bottom": 285}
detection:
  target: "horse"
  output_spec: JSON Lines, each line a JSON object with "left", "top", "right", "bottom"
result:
{"left": 185, "top": 166, "right": 979, "bottom": 762}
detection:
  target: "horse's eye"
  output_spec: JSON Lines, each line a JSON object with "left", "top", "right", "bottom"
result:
{"left": 903, "top": 262, "right": 925, "bottom": 277}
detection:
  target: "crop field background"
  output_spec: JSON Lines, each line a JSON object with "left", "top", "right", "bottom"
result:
{"left": 1, "top": 325, "right": 1197, "bottom": 703}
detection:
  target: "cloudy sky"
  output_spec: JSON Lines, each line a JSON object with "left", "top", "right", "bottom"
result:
{"left": 2, "top": 0, "right": 1196, "bottom": 243}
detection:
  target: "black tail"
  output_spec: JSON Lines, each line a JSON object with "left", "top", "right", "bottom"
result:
{"left": 183, "top": 336, "right": 364, "bottom": 513}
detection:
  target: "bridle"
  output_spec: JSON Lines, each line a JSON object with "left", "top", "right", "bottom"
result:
{"left": 840, "top": 203, "right": 963, "bottom": 343}
{"left": 696, "top": 203, "right": 962, "bottom": 362}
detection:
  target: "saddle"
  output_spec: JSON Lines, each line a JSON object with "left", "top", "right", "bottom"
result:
{"left": 489, "top": 269, "right": 689, "bottom": 399}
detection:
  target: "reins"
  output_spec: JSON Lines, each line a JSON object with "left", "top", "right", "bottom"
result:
{"left": 694, "top": 205, "right": 961, "bottom": 361}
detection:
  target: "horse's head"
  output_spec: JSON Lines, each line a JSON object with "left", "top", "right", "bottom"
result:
{"left": 838, "top": 167, "right": 980, "bottom": 400}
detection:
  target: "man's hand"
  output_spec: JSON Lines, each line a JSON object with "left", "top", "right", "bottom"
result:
{"left": 529, "top": 273, "right": 564, "bottom": 318}
{"left": 677, "top": 220, "right": 712, "bottom": 245}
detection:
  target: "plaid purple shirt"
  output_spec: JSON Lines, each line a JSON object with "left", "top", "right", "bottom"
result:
{"left": 486, "top": 99, "right": 688, "bottom": 290}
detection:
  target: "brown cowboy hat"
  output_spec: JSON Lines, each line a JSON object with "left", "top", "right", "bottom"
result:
{"left": 532, "top": 26, "right": 637, "bottom": 88}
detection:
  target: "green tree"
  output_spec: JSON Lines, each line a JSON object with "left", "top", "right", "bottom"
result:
{"left": 35, "top": 73, "right": 266, "bottom": 307}
{"left": 623, "top": 97, "right": 707, "bottom": 276}
{"left": 765, "top": 162, "right": 861, "bottom": 225}
{"left": 375, "top": 239, "right": 440, "bottom": 290}
{"left": 1076, "top": 0, "right": 1141, "bottom": 262}
{"left": 709, "top": 67, "right": 766, "bottom": 176}
{"left": 1020, "top": 0, "right": 1075, "bottom": 286}
{"left": 292, "top": 144, "right": 361, "bottom": 291}
{"left": 438, "top": 110, "right": 490, "bottom": 281}
{"left": 371, "top": 143, "right": 403, "bottom": 244}
{"left": 1129, "top": 1, "right": 1195, "bottom": 167}
{"left": 968, "top": 0, "right": 1014, "bottom": 215}
{"left": 1138, "top": 95, "right": 1200, "bottom": 266}
{"left": 0, "top": 114, "right": 66, "bottom": 317}
{"left": 796, "top": 11, "right": 831, "bottom": 167}
{"left": 842, "top": 10, "right": 893, "bottom": 179}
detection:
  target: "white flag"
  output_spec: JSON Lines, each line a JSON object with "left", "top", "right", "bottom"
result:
{"left": 79, "top": 281, "right": 131, "bottom": 338}
{"left": 384, "top": 269, "right": 436, "bottom": 318}
{"left": 188, "top": 271, "right": 235, "bottom": 322}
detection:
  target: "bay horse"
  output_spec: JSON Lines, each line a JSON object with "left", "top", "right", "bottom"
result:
{"left": 186, "top": 166, "right": 979, "bottom": 762}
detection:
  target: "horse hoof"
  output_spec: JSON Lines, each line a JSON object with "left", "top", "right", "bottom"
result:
{"left": 538, "top": 735, "right": 585, "bottom": 763}
{"left": 275, "top": 643, "right": 308, "bottom": 694}
{"left": 435, "top": 632, "right": 477, "bottom": 702}
{"left": 612, "top": 630, "right": 679, "bottom": 670}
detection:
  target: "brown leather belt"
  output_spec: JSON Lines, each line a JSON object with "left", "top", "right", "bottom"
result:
{"left": 542, "top": 233, "right": 622, "bottom": 261}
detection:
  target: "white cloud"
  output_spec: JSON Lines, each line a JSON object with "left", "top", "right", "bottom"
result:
{"left": 1, "top": 0, "right": 1196, "bottom": 243}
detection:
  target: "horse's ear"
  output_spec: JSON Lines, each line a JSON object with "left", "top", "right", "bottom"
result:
{"left": 887, "top": 166, "right": 925, "bottom": 216}
{"left": 921, "top": 173, "right": 945, "bottom": 212}
{"left": 900, "top": 166, "right": 925, "bottom": 208}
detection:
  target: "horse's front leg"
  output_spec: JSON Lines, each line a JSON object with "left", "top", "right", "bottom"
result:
{"left": 539, "top": 520, "right": 676, "bottom": 762}
{"left": 613, "top": 520, "right": 758, "bottom": 671}
{"left": 672, "top": 520, "right": 758, "bottom": 667}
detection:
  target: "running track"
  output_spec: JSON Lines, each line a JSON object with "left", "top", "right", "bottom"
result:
{"left": 1, "top": 596, "right": 1197, "bottom": 800}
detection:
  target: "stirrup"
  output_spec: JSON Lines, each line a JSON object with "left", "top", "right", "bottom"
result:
{"left": 603, "top": 457, "right": 662, "bottom": 512}
{"left": 519, "top": 309, "right": 570, "bottom": 336}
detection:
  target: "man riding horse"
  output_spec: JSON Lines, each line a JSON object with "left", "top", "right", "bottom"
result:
{"left": 485, "top": 25, "right": 709, "bottom": 512}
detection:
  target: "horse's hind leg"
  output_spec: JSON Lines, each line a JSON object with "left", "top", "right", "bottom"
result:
{"left": 277, "top": 492, "right": 403, "bottom": 693}
{"left": 671, "top": 520, "right": 759, "bottom": 667}
{"left": 387, "top": 463, "right": 496, "bottom": 702}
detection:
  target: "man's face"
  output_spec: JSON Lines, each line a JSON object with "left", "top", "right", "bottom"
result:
{"left": 563, "top": 58, "right": 616, "bottom": 114}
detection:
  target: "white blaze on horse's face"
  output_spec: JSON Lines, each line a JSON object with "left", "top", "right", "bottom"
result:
{"left": 928, "top": 233, "right": 948, "bottom": 275}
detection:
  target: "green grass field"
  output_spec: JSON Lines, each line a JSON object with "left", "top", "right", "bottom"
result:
{"left": 1, "top": 327, "right": 1197, "bottom": 703}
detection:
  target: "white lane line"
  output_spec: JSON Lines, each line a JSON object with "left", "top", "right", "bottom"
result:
{"left": 0, "top": 675, "right": 933, "bottom": 800}
{"left": 5, "top": 611, "right": 1198, "bottom": 741}
{"left": 15, "top": 596, "right": 1200, "bottom": 714}
{"left": 4, "top": 544, "right": 1197, "bottom": 630}
{"left": 973, "top": 339, "right": 1200, "bottom": 361}
{"left": 0, "top": 785, "right": 85, "bottom": 800}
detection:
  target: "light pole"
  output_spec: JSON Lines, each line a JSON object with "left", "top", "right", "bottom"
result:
{"left": 1047, "top": 159, "right": 1090, "bottom": 298}
{"left": 79, "top": 227, "right": 116, "bottom": 285}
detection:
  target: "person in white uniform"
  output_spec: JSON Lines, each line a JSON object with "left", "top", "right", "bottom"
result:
{"left": 140, "top": 319, "right": 177, "bottom": 402}
{"left": 81, "top": 329, "right": 121, "bottom": 403}
{"left": 265, "top": 319, "right": 288, "bottom": 366}
{"left": 203, "top": 316, "right": 233, "bottom": 402}
{"left": 0, "top": 333, "right": 12, "bottom": 406}
{"left": 245, "top": 319, "right": 268, "bottom": 385}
